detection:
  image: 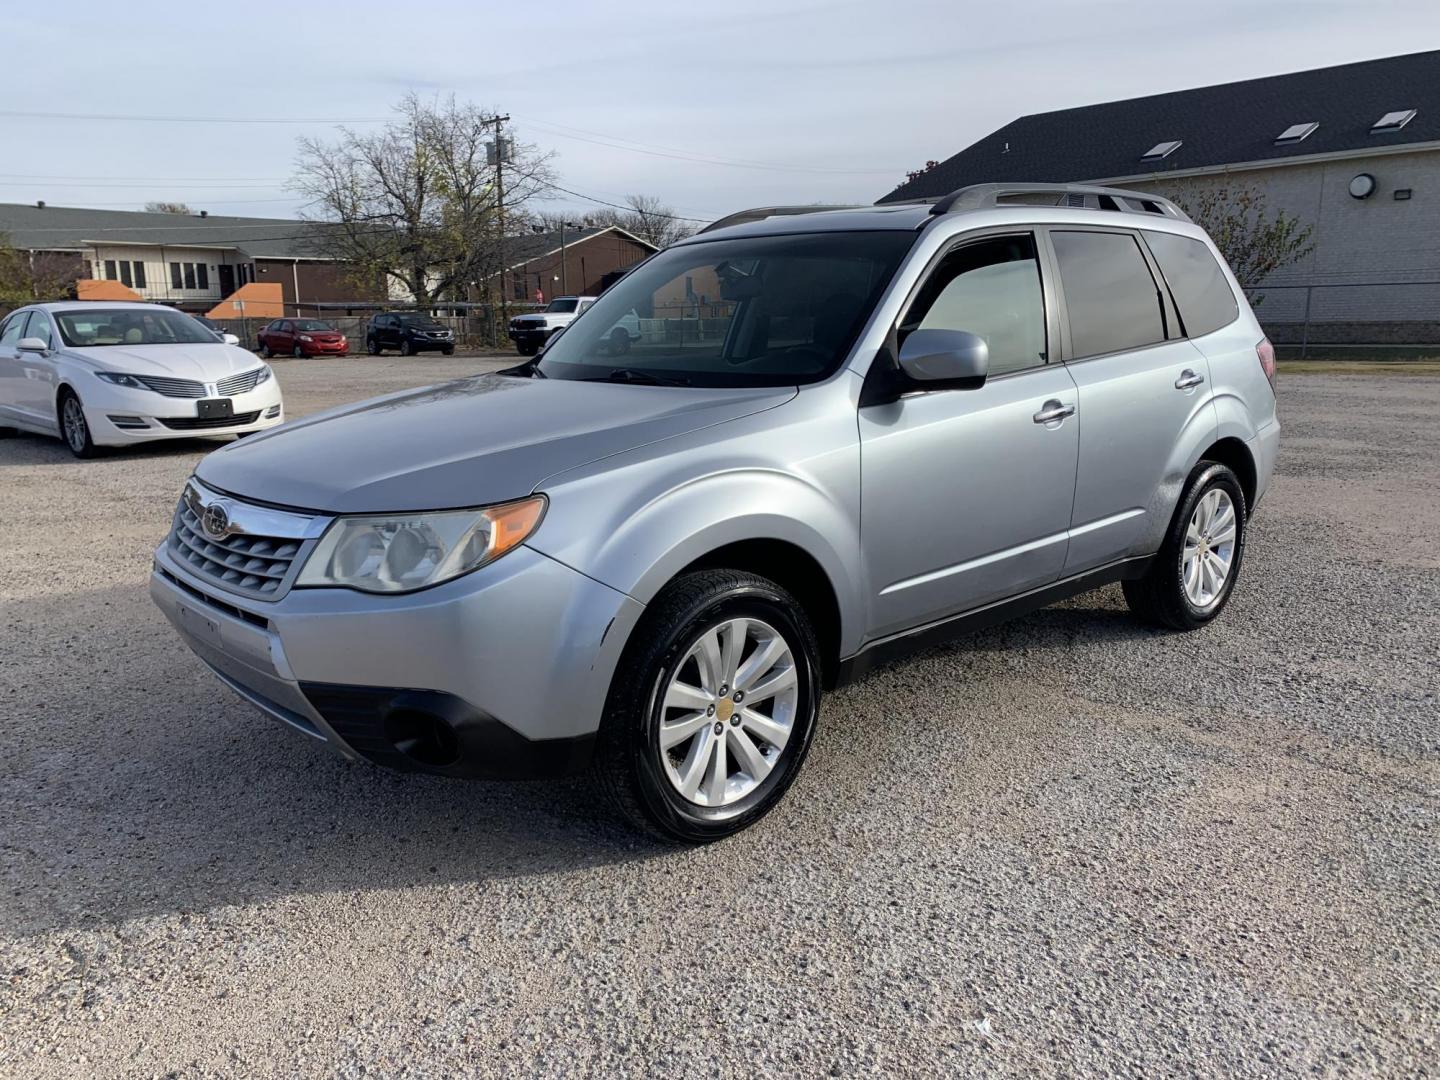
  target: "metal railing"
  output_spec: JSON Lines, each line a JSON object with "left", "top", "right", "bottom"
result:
{"left": 1244, "top": 280, "right": 1440, "bottom": 356}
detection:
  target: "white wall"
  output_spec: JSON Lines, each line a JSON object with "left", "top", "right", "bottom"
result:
{"left": 86, "top": 244, "right": 243, "bottom": 303}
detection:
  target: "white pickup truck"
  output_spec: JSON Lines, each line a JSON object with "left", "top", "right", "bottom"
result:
{"left": 507, "top": 297, "right": 641, "bottom": 356}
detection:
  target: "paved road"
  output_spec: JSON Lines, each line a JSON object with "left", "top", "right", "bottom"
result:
{"left": 1, "top": 361, "right": 1436, "bottom": 1077}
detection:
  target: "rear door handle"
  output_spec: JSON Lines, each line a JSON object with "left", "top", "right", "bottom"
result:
{"left": 1174, "top": 369, "right": 1205, "bottom": 390}
{"left": 1033, "top": 400, "right": 1075, "bottom": 424}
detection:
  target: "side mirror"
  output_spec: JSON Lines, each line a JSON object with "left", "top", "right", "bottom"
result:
{"left": 16, "top": 336, "right": 49, "bottom": 353}
{"left": 896, "top": 329, "right": 988, "bottom": 389}
{"left": 221, "top": 333, "right": 241, "bottom": 345}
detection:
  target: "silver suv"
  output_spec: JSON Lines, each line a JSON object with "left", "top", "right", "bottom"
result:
{"left": 151, "top": 184, "right": 1279, "bottom": 841}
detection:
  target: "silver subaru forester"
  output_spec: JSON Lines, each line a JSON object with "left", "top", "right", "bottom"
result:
{"left": 152, "top": 184, "right": 1279, "bottom": 841}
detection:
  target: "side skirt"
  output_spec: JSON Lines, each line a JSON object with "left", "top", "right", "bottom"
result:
{"left": 833, "top": 555, "right": 1154, "bottom": 687}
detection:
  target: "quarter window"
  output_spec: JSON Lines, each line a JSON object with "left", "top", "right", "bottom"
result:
{"left": 1143, "top": 231, "right": 1239, "bottom": 338}
{"left": 1050, "top": 231, "right": 1167, "bottom": 359}
{"left": 902, "top": 234, "right": 1048, "bottom": 376}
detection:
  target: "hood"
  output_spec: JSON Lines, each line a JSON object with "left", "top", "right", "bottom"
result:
{"left": 196, "top": 373, "right": 794, "bottom": 514}
{"left": 72, "top": 343, "right": 261, "bottom": 380}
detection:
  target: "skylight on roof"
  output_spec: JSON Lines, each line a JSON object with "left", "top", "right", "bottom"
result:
{"left": 1372, "top": 109, "right": 1417, "bottom": 132}
{"left": 1276, "top": 122, "right": 1319, "bottom": 144}
{"left": 1141, "top": 140, "right": 1183, "bottom": 161}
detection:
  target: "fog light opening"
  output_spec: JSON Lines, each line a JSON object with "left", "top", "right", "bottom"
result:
{"left": 385, "top": 708, "right": 461, "bottom": 768}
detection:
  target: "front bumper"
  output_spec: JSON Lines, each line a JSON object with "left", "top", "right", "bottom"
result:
{"left": 508, "top": 326, "right": 550, "bottom": 346}
{"left": 150, "top": 538, "right": 644, "bottom": 778}
{"left": 299, "top": 341, "right": 349, "bottom": 356}
{"left": 86, "top": 381, "right": 284, "bottom": 445}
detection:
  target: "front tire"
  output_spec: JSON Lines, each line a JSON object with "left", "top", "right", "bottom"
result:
{"left": 400, "top": 340, "right": 415, "bottom": 357}
{"left": 596, "top": 569, "right": 821, "bottom": 842}
{"left": 292, "top": 344, "right": 304, "bottom": 358}
{"left": 260, "top": 343, "right": 272, "bottom": 358}
{"left": 1124, "top": 461, "right": 1247, "bottom": 631}
{"left": 367, "top": 338, "right": 381, "bottom": 356}
{"left": 59, "top": 389, "right": 99, "bottom": 459}
{"left": 442, "top": 346, "right": 455, "bottom": 356}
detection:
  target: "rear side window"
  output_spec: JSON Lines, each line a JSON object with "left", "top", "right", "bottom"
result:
{"left": 1143, "top": 231, "right": 1239, "bottom": 338}
{"left": 1051, "top": 231, "right": 1167, "bottom": 359}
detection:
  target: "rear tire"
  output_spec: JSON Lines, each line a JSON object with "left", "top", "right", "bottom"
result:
{"left": 58, "top": 389, "right": 99, "bottom": 459}
{"left": 1124, "top": 461, "right": 1247, "bottom": 631}
{"left": 595, "top": 569, "right": 821, "bottom": 843}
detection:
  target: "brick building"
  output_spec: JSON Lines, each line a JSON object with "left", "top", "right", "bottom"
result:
{"left": 496, "top": 225, "right": 656, "bottom": 302}
{"left": 879, "top": 50, "right": 1440, "bottom": 348}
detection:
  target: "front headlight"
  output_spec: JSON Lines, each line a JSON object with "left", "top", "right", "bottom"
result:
{"left": 299, "top": 334, "right": 313, "bottom": 342}
{"left": 96, "top": 372, "right": 146, "bottom": 389}
{"left": 255, "top": 364, "right": 273, "bottom": 384}
{"left": 295, "top": 496, "right": 546, "bottom": 593}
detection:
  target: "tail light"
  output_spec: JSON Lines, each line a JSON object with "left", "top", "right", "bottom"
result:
{"left": 1256, "top": 337, "right": 1276, "bottom": 388}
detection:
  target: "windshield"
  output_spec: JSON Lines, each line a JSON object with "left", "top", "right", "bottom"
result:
{"left": 535, "top": 231, "right": 914, "bottom": 387}
{"left": 55, "top": 308, "right": 225, "bottom": 348}
{"left": 545, "top": 299, "right": 579, "bottom": 314}
{"left": 294, "top": 320, "right": 333, "bottom": 331}
{"left": 397, "top": 314, "right": 442, "bottom": 328}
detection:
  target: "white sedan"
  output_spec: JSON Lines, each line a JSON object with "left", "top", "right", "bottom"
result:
{"left": 0, "top": 302, "right": 284, "bottom": 458}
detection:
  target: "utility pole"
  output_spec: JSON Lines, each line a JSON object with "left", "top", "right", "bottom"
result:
{"left": 484, "top": 114, "right": 512, "bottom": 327}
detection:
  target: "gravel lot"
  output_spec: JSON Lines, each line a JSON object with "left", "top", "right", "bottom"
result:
{"left": 1, "top": 358, "right": 1436, "bottom": 1078}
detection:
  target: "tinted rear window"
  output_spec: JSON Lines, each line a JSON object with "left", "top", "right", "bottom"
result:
{"left": 1051, "top": 231, "right": 1166, "bottom": 359}
{"left": 1143, "top": 231, "right": 1239, "bottom": 338}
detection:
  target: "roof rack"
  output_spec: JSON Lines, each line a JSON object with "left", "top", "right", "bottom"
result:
{"left": 696, "top": 205, "right": 862, "bottom": 235}
{"left": 928, "top": 183, "right": 1192, "bottom": 223}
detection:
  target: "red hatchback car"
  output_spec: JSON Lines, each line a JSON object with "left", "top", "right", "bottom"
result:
{"left": 256, "top": 319, "right": 349, "bottom": 358}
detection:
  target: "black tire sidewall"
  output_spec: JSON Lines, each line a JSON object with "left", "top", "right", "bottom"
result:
{"left": 60, "top": 390, "right": 95, "bottom": 458}
{"left": 618, "top": 580, "right": 820, "bottom": 841}
{"left": 1161, "top": 462, "right": 1248, "bottom": 627}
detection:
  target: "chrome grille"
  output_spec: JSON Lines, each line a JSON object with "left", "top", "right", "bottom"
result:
{"left": 137, "top": 375, "right": 206, "bottom": 398}
{"left": 215, "top": 368, "right": 266, "bottom": 396}
{"left": 168, "top": 483, "right": 322, "bottom": 600}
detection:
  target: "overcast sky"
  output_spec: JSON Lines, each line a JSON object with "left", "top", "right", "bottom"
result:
{"left": 6, "top": 0, "right": 1439, "bottom": 224}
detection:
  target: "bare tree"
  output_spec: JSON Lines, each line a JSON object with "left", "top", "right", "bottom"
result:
{"left": 0, "top": 234, "right": 80, "bottom": 311}
{"left": 577, "top": 194, "right": 698, "bottom": 249}
{"left": 1168, "top": 183, "right": 1314, "bottom": 303}
{"left": 292, "top": 94, "right": 554, "bottom": 307}
{"left": 144, "top": 201, "right": 195, "bottom": 215}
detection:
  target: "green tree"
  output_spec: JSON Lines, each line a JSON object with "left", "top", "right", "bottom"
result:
{"left": 144, "top": 201, "right": 194, "bottom": 215}
{"left": 1169, "top": 183, "right": 1314, "bottom": 304}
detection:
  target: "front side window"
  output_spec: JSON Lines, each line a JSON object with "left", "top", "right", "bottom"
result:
{"left": 536, "top": 231, "right": 914, "bottom": 388}
{"left": 0, "top": 312, "right": 28, "bottom": 346}
{"left": 26, "top": 312, "right": 53, "bottom": 347}
{"left": 54, "top": 307, "right": 222, "bottom": 347}
{"left": 901, "top": 234, "right": 1048, "bottom": 377}
{"left": 1050, "top": 231, "right": 1167, "bottom": 359}
{"left": 1143, "top": 231, "right": 1239, "bottom": 338}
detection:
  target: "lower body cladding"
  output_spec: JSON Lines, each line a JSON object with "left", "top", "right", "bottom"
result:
{"left": 150, "top": 543, "right": 645, "bottom": 779}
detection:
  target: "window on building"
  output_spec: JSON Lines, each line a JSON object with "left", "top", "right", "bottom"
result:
{"left": 1143, "top": 231, "right": 1239, "bottom": 338}
{"left": 1050, "top": 231, "right": 1167, "bottom": 359}
{"left": 132, "top": 262, "right": 146, "bottom": 288}
{"left": 197, "top": 264, "right": 209, "bottom": 290}
{"left": 170, "top": 262, "right": 183, "bottom": 289}
{"left": 118, "top": 262, "right": 132, "bottom": 287}
{"left": 104, "top": 259, "right": 118, "bottom": 281}
{"left": 902, "top": 234, "right": 1048, "bottom": 376}
{"left": 183, "top": 264, "right": 197, "bottom": 290}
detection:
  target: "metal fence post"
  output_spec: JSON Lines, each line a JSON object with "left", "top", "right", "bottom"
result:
{"left": 1300, "top": 285, "right": 1312, "bottom": 360}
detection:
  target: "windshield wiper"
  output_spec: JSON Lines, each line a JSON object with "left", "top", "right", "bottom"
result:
{"left": 497, "top": 356, "right": 546, "bottom": 378}
{"left": 585, "top": 367, "right": 691, "bottom": 387}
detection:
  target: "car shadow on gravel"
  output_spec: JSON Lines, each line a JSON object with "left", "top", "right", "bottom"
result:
{"left": 0, "top": 584, "right": 668, "bottom": 938}
{"left": 0, "top": 431, "right": 233, "bottom": 465}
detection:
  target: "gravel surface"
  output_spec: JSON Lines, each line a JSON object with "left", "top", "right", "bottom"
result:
{"left": 1, "top": 361, "right": 1436, "bottom": 1078}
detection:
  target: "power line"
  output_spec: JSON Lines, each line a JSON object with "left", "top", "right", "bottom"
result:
{"left": 0, "top": 109, "right": 387, "bottom": 124}
{"left": 0, "top": 173, "right": 290, "bottom": 182}
{"left": 516, "top": 114, "right": 897, "bottom": 176}
{"left": 537, "top": 182, "right": 714, "bottom": 224}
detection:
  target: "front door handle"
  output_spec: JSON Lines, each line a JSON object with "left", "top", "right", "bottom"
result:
{"left": 1033, "top": 400, "right": 1076, "bottom": 424}
{"left": 1174, "top": 369, "right": 1205, "bottom": 390}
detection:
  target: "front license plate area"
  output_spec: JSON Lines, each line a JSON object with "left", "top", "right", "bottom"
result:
{"left": 175, "top": 601, "right": 222, "bottom": 650}
{"left": 197, "top": 398, "right": 234, "bottom": 420}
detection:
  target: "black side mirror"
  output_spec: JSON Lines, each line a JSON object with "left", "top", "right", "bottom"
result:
{"left": 896, "top": 329, "right": 989, "bottom": 390}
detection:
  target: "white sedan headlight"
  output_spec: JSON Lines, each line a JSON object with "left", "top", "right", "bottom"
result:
{"left": 296, "top": 496, "right": 546, "bottom": 593}
{"left": 255, "top": 365, "right": 274, "bottom": 384}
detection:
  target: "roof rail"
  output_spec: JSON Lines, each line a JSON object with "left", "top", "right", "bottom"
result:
{"left": 928, "top": 183, "right": 1192, "bottom": 223}
{"left": 697, "top": 205, "right": 862, "bottom": 235}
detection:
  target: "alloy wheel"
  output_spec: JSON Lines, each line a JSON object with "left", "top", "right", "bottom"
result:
{"left": 62, "top": 396, "right": 88, "bottom": 453}
{"left": 657, "top": 617, "right": 798, "bottom": 807}
{"left": 1182, "top": 488, "right": 1237, "bottom": 609}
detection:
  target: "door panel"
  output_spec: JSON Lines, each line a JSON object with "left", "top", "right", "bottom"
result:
{"left": 13, "top": 312, "right": 59, "bottom": 422}
{"left": 1062, "top": 341, "right": 1215, "bottom": 570}
{"left": 0, "top": 312, "right": 27, "bottom": 422}
{"left": 860, "top": 365, "right": 1079, "bottom": 639}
